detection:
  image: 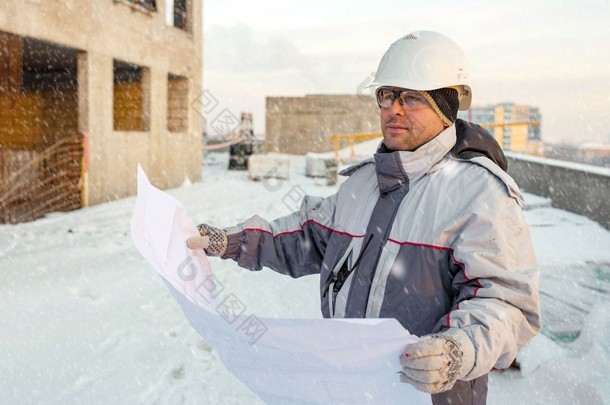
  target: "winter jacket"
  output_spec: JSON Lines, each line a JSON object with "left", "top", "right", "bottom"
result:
{"left": 223, "top": 119, "right": 541, "bottom": 405}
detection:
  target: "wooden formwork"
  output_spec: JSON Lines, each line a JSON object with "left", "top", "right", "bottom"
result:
{"left": 0, "top": 133, "right": 84, "bottom": 224}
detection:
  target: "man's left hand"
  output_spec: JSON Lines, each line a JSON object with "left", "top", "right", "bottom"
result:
{"left": 400, "top": 329, "right": 475, "bottom": 394}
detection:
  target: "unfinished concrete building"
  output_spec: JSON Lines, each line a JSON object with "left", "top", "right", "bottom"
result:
{"left": 265, "top": 95, "right": 380, "bottom": 155}
{"left": 0, "top": 0, "right": 202, "bottom": 223}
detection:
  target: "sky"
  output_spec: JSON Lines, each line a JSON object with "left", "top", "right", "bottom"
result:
{"left": 202, "top": 0, "right": 610, "bottom": 144}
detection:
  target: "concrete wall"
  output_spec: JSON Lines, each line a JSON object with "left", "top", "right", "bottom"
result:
{"left": 0, "top": 0, "right": 203, "bottom": 204}
{"left": 506, "top": 152, "right": 610, "bottom": 230}
{"left": 266, "top": 95, "right": 380, "bottom": 154}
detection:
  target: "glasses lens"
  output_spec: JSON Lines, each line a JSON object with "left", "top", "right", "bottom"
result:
{"left": 398, "top": 90, "right": 429, "bottom": 109}
{"left": 376, "top": 88, "right": 395, "bottom": 108}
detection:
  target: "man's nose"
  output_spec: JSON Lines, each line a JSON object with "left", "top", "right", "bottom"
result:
{"left": 390, "top": 98, "right": 405, "bottom": 115}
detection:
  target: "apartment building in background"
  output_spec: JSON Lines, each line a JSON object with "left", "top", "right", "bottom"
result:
{"left": 0, "top": 0, "right": 202, "bottom": 223}
{"left": 460, "top": 102, "right": 542, "bottom": 154}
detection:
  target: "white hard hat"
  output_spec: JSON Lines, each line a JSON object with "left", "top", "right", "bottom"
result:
{"left": 368, "top": 30, "right": 472, "bottom": 110}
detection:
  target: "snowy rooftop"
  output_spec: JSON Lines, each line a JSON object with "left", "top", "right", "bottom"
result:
{"left": 0, "top": 149, "right": 608, "bottom": 404}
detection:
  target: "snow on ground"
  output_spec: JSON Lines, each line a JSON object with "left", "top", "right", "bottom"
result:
{"left": 0, "top": 150, "right": 609, "bottom": 404}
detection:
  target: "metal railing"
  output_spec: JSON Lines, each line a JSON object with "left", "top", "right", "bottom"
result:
{"left": 331, "top": 132, "right": 382, "bottom": 159}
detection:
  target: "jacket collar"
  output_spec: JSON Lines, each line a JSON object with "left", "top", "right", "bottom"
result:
{"left": 374, "top": 125, "right": 457, "bottom": 194}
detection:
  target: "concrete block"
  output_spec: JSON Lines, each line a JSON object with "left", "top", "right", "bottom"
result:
{"left": 248, "top": 154, "right": 290, "bottom": 180}
{"left": 305, "top": 152, "right": 336, "bottom": 177}
{"left": 305, "top": 153, "right": 339, "bottom": 185}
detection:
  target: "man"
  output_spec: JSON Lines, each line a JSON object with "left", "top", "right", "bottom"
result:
{"left": 187, "top": 30, "right": 540, "bottom": 405}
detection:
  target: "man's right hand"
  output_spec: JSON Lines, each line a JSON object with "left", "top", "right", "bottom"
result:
{"left": 186, "top": 224, "right": 228, "bottom": 257}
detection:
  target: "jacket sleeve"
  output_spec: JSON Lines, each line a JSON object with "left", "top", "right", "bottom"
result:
{"left": 221, "top": 193, "right": 338, "bottom": 278}
{"left": 438, "top": 174, "right": 541, "bottom": 380}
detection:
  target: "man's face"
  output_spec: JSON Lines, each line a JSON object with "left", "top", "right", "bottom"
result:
{"left": 378, "top": 88, "right": 445, "bottom": 151}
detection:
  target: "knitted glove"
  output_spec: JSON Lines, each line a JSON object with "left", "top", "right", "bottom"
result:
{"left": 400, "top": 329, "right": 475, "bottom": 394}
{"left": 186, "top": 223, "right": 228, "bottom": 257}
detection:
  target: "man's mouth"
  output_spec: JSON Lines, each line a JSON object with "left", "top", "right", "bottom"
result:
{"left": 386, "top": 123, "right": 408, "bottom": 131}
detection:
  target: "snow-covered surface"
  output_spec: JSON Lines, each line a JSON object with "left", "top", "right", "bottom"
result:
{"left": 1, "top": 151, "right": 609, "bottom": 404}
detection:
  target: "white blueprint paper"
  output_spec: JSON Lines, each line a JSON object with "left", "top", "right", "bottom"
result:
{"left": 131, "top": 165, "right": 432, "bottom": 405}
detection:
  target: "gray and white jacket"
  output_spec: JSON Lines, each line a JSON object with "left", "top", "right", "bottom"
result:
{"left": 223, "top": 120, "right": 540, "bottom": 404}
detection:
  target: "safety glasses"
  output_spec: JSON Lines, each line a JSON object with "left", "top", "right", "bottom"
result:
{"left": 375, "top": 88, "right": 431, "bottom": 110}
